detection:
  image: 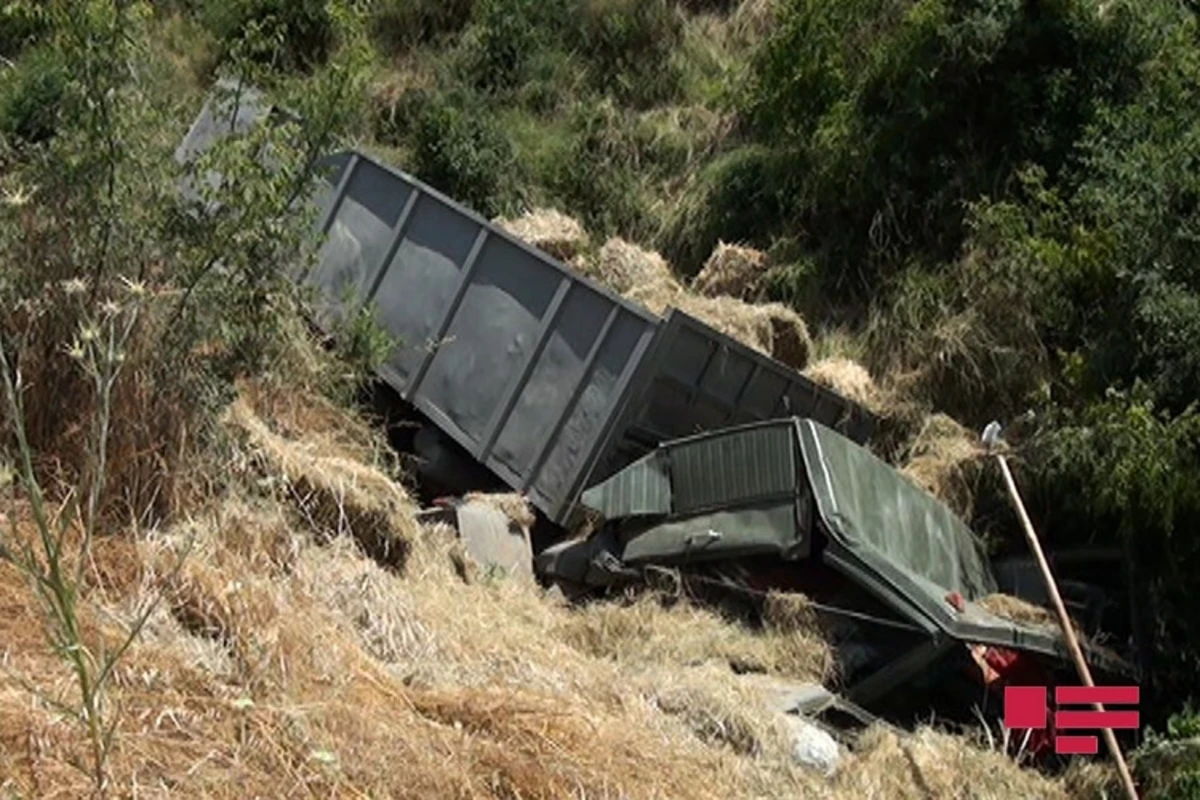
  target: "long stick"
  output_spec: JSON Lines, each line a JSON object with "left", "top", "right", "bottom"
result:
{"left": 989, "top": 445, "right": 1139, "bottom": 800}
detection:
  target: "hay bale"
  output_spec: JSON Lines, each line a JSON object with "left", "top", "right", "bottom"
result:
{"left": 646, "top": 292, "right": 812, "bottom": 370}
{"left": 899, "top": 413, "right": 983, "bottom": 520}
{"left": 586, "top": 237, "right": 678, "bottom": 295}
{"left": 494, "top": 208, "right": 589, "bottom": 262}
{"left": 802, "top": 358, "right": 889, "bottom": 415}
{"left": 692, "top": 241, "right": 768, "bottom": 300}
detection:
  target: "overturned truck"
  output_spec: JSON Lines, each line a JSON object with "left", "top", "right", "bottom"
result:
{"left": 537, "top": 418, "right": 1133, "bottom": 727}
{"left": 179, "top": 83, "right": 1135, "bottom": 741}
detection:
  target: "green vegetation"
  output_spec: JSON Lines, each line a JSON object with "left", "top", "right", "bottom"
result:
{"left": 4, "top": 0, "right": 1200, "bottom": 784}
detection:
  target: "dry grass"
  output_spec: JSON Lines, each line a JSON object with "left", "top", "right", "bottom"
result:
{"left": 831, "top": 726, "right": 1072, "bottom": 800}
{"left": 803, "top": 357, "right": 892, "bottom": 417}
{"left": 976, "top": 593, "right": 1060, "bottom": 629}
{"left": 692, "top": 241, "right": 769, "bottom": 300}
{"left": 222, "top": 385, "right": 416, "bottom": 569}
{"left": 555, "top": 592, "right": 833, "bottom": 682}
{"left": 494, "top": 208, "right": 590, "bottom": 262}
{"left": 586, "top": 236, "right": 678, "bottom": 294}
{"left": 0, "top": 383, "right": 1080, "bottom": 798}
{"left": 899, "top": 413, "right": 986, "bottom": 520}
{"left": 539, "top": 232, "right": 814, "bottom": 369}
{"left": 975, "top": 593, "right": 1094, "bottom": 648}
{"left": 630, "top": 284, "right": 813, "bottom": 369}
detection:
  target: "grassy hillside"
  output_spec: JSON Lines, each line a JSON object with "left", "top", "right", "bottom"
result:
{"left": 2, "top": 0, "right": 1200, "bottom": 796}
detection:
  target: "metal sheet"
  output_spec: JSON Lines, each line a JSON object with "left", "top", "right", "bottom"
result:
{"left": 454, "top": 499, "right": 533, "bottom": 580}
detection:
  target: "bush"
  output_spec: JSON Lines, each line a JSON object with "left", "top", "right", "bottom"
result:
{"left": 573, "top": 0, "right": 683, "bottom": 107}
{"left": 372, "top": 0, "right": 475, "bottom": 55}
{"left": 408, "top": 89, "right": 517, "bottom": 217}
{"left": 547, "top": 101, "right": 651, "bottom": 240}
{"left": 658, "top": 144, "right": 788, "bottom": 273}
{"left": 0, "top": 3, "right": 47, "bottom": 57}
{"left": 201, "top": 0, "right": 334, "bottom": 72}
{"left": 0, "top": 46, "right": 67, "bottom": 146}
{"left": 460, "top": 0, "right": 561, "bottom": 92}
{"left": 738, "top": 0, "right": 1160, "bottom": 303}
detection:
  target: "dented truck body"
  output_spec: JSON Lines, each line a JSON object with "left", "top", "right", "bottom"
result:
{"left": 537, "top": 418, "right": 1134, "bottom": 714}
{"left": 178, "top": 82, "right": 878, "bottom": 530}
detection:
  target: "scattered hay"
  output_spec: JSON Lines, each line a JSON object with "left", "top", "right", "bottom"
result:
{"left": 803, "top": 357, "right": 891, "bottom": 416}
{"left": 569, "top": 236, "right": 812, "bottom": 368}
{"left": 976, "top": 593, "right": 1059, "bottom": 629}
{"left": 223, "top": 395, "right": 416, "bottom": 569}
{"left": 0, "top": 383, "right": 1074, "bottom": 798}
{"left": 834, "top": 725, "right": 1071, "bottom": 800}
{"left": 494, "top": 208, "right": 589, "bottom": 262}
{"left": 976, "top": 593, "right": 1091, "bottom": 645}
{"left": 645, "top": 665, "right": 786, "bottom": 758}
{"left": 899, "top": 413, "right": 984, "bottom": 520}
{"left": 692, "top": 240, "right": 769, "bottom": 299}
{"left": 555, "top": 593, "right": 833, "bottom": 682}
{"left": 633, "top": 285, "right": 813, "bottom": 369}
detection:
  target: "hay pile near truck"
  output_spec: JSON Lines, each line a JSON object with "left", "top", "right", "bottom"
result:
{"left": 0, "top": 381, "right": 1084, "bottom": 799}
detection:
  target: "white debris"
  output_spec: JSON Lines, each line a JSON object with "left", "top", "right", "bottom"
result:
{"left": 784, "top": 715, "right": 842, "bottom": 777}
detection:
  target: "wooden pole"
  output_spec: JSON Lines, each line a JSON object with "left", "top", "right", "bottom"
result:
{"left": 988, "top": 445, "right": 1139, "bottom": 800}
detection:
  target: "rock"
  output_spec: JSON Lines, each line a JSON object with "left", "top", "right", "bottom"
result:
{"left": 784, "top": 714, "right": 842, "bottom": 777}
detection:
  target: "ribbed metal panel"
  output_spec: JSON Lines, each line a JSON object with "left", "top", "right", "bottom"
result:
{"left": 580, "top": 453, "right": 672, "bottom": 519}
{"left": 669, "top": 422, "right": 797, "bottom": 514}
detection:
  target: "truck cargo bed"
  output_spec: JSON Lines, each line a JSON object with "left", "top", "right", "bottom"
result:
{"left": 178, "top": 86, "right": 879, "bottom": 526}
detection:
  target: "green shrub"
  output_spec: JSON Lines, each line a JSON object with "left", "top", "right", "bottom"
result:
{"left": 574, "top": 0, "right": 683, "bottom": 107}
{"left": 0, "top": 3, "right": 47, "bottom": 57}
{"left": 460, "top": 0, "right": 561, "bottom": 92}
{"left": 0, "top": 45, "right": 67, "bottom": 145}
{"left": 409, "top": 89, "right": 517, "bottom": 217}
{"left": 738, "top": 0, "right": 1162, "bottom": 303}
{"left": 657, "top": 144, "right": 788, "bottom": 273}
{"left": 372, "top": 0, "right": 475, "bottom": 55}
{"left": 201, "top": 0, "right": 334, "bottom": 72}
{"left": 547, "top": 101, "right": 651, "bottom": 239}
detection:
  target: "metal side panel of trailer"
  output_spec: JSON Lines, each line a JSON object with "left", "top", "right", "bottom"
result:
{"left": 305, "top": 150, "right": 663, "bottom": 524}
{"left": 583, "top": 310, "right": 878, "bottom": 483}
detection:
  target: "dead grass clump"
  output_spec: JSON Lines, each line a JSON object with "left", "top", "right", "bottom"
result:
{"left": 647, "top": 667, "right": 785, "bottom": 757}
{"left": 635, "top": 287, "right": 813, "bottom": 369}
{"left": 803, "top": 357, "right": 891, "bottom": 417}
{"left": 976, "top": 593, "right": 1058, "bottom": 629}
{"left": 224, "top": 396, "right": 416, "bottom": 569}
{"left": 975, "top": 593, "right": 1092, "bottom": 646}
{"left": 556, "top": 593, "right": 833, "bottom": 682}
{"left": 293, "top": 535, "right": 437, "bottom": 666}
{"left": 899, "top": 413, "right": 985, "bottom": 520}
{"left": 730, "top": 0, "right": 780, "bottom": 43}
{"left": 586, "top": 236, "right": 678, "bottom": 294}
{"left": 692, "top": 240, "right": 769, "bottom": 299}
{"left": 834, "top": 725, "right": 1071, "bottom": 799}
{"left": 571, "top": 236, "right": 812, "bottom": 368}
{"left": 494, "top": 208, "right": 589, "bottom": 262}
